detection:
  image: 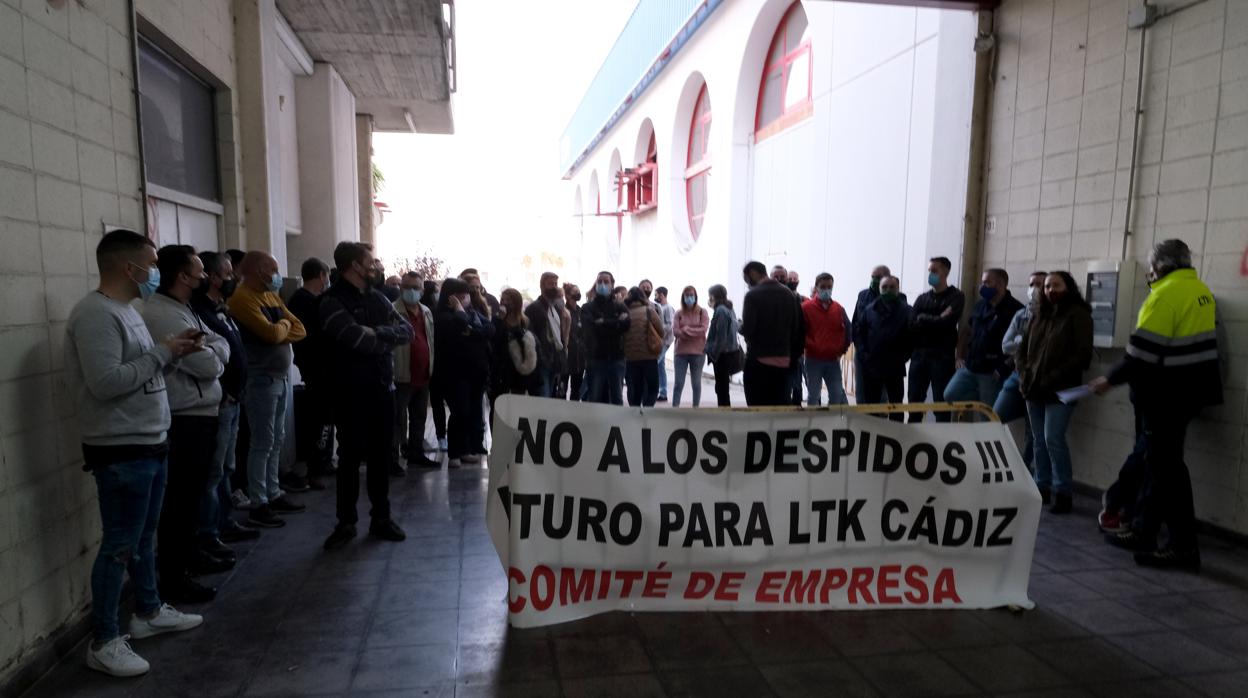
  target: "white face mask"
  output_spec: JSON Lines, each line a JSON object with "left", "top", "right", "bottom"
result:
{"left": 1027, "top": 287, "right": 1039, "bottom": 304}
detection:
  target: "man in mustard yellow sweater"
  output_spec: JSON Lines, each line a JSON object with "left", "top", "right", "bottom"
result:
{"left": 227, "top": 252, "right": 307, "bottom": 528}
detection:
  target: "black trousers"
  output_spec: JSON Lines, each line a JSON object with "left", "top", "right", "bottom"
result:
{"left": 445, "top": 375, "right": 486, "bottom": 459}
{"left": 1136, "top": 407, "right": 1198, "bottom": 550}
{"left": 428, "top": 381, "right": 448, "bottom": 440}
{"left": 160, "top": 415, "right": 219, "bottom": 580}
{"left": 296, "top": 379, "right": 335, "bottom": 474}
{"left": 335, "top": 387, "right": 393, "bottom": 526}
{"left": 394, "top": 382, "right": 430, "bottom": 462}
{"left": 858, "top": 370, "right": 905, "bottom": 422}
{"left": 713, "top": 363, "right": 733, "bottom": 407}
{"left": 1105, "top": 401, "right": 1147, "bottom": 518}
{"left": 743, "top": 357, "right": 790, "bottom": 406}
{"left": 907, "top": 349, "right": 956, "bottom": 423}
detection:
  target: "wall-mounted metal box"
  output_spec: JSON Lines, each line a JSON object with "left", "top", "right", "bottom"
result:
{"left": 1086, "top": 259, "right": 1139, "bottom": 348}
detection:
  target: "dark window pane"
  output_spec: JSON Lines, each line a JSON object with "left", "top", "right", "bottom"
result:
{"left": 137, "top": 39, "right": 219, "bottom": 201}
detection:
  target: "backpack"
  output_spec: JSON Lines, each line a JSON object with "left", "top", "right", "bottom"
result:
{"left": 508, "top": 329, "right": 538, "bottom": 376}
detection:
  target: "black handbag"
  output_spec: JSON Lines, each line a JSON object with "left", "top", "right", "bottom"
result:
{"left": 716, "top": 347, "right": 745, "bottom": 376}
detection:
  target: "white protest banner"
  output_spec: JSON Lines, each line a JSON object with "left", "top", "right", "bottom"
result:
{"left": 486, "top": 395, "right": 1041, "bottom": 628}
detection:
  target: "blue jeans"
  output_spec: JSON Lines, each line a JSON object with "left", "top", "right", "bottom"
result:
{"left": 673, "top": 354, "right": 706, "bottom": 407}
{"left": 944, "top": 367, "right": 1002, "bottom": 418}
{"left": 244, "top": 374, "right": 288, "bottom": 505}
{"left": 805, "top": 358, "right": 847, "bottom": 406}
{"left": 657, "top": 345, "right": 670, "bottom": 397}
{"left": 531, "top": 365, "right": 557, "bottom": 398}
{"left": 587, "top": 358, "right": 625, "bottom": 405}
{"left": 201, "top": 399, "right": 240, "bottom": 536}
{"left": 1028, "top": 400, "right": 1075, "bottom": 495}
{"left": 993, "top": 373, "right": 1034, "bottom": 466}
{"left": 91, "top": 456, "right": 166, "bottom": 642}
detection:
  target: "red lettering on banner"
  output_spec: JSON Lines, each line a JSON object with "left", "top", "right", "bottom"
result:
{"left": 559, "top": 567, "right": 595, "bottom": 605}
{"left": 643, "top": 564, "right": 672, "bottom": 598}
{"left": 756, "top": 571, "right": 785, "bottom": 602}
{"left": 904, "top": 566, "right": 929, "bottom": 603}
{"left": 848, "top": 567, "right": 874, "bottom": 603}
{"left": 784, "top": 569, "right": 820, "bottom": 604}
{"left": 715, "top": 572, "right": 746, "bottom": 601}
{"left": 820, "top": 568, "right": 848, "bottom": 602}
{"left": 684, "top": 571, "right": 715, "bottom": 599}
{"left": 877, "top": 564, "right": 902, "bottom": 604}
{"left": 934, "top": 568, "right": 962, "bottom": 603}
{"left": 508, "top": 567, "right": 527, "bottom": 613}
{"left": 531, "top": 565, "right": 555, "bottom": 611}
{"left": 615, "top": 570, "right": 643, "bottom": 598}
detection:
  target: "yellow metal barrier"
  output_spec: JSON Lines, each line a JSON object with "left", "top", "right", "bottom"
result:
{"left": 709, "top": 401, "right": 1001, "bottom": 422}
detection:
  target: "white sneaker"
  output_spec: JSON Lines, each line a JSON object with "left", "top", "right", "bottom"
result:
{"left": 86, "top": 636, "right": 150, "bottom": 677}
{"left": 231, "top": 489, "right": 252, "bottom": 510}
{"left": 461, "top": 454, "right": 481, "bottom": 465}
{"left": 128, "top": 604, "right": 203, "bottom": 639}
{"left": 448, "top": 458, "right": 462, "bottom": 468}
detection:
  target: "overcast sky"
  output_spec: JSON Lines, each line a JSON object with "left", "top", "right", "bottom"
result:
{"left": 374, "top": 0, "right": 639, "bottom": 288}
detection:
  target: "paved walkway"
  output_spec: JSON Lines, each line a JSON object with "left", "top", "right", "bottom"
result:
{"left": 22, "top": 446, "right": 1248, "bottom": 697}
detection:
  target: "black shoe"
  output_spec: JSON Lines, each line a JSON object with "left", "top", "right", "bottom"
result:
{"left": 307, "top": 474, "right": 326, "bottom": 491}
{"left": 1049, "top": 493, "right": 1072, "bottom": 515}
{"left": 390, "top": 462, "right": 407, "bottom": 478}
{"left": 249, "top": 505, "right": 286, "bottom": 528}
{"left": 188, "top": 551, "right": 235, "bottom": 576}
{"left": 269, "top": 496, "right": 306, "bottom": 514}
{"left": 411, "top": 455, "right": 441, "bottom": 469}
{"left": 219, "top": 519, "right": 261, "bottom": 542}
{"left": 199, "top": 538, "right": 236, "bottom": 561}
{"left": 162, "top": 576, "right": 217, "bottom": 603}
{"left": 1135, "top": 546, "right": 1201, "bottom": 572}
{"left": 279, "top": 472, "right": 311, "bottom": 493}
{"left": 656, "top": 395, "right": 668, "bottom": 403}
{"left": 1105, "top": 529, "right": 1155, "bottom": 553}
{"left": 369, "top": 519, "right": 406, "bottom": 542}
{"left": 1038, "top": 488, "right": 1051, "bottom": 506}
{"left": 323, "top": 524, "right": 357, "bottom": 551}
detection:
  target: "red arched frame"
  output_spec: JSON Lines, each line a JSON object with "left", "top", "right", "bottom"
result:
{"left": 685, "top": 84, "right": 711, "bottom": 241}
{"left": 755, "top": 2, "right": 812, "bottom": 142}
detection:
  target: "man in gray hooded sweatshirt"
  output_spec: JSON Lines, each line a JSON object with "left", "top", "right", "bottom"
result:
{"left": 142, "top": 245, "right": 229, "bottom": 604}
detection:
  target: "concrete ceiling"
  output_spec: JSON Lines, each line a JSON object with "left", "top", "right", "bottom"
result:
{"left": 277, "top": 0, "right": 454, "bottom": 134}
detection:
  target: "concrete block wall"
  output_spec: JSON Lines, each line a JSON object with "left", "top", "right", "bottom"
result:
{"left": 983, "top": 0, "right": 1248, "bottom": 533}
{"left": 0, "top": 0, "right": 146, "bottom": 683}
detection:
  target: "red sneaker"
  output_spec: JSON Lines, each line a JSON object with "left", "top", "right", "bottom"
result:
{"left": 1098, "top": 509, "right": 1129, "bottom": 534}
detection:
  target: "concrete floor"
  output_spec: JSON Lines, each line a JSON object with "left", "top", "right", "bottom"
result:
{"left": 21, "top": 451, "right": 1248, "bottom": 698}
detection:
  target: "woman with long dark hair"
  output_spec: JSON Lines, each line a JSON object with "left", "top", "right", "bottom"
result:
{"left": 490, "top": 288, "right": 536, "bottom": 400}
{"left": 433, "top": 277, "right": 493, "bottom": 467}
{"left": 622, "top": 287, "right": 664, "bottom": 407}
{"left": 704, "top": 284, "right": 742, "bottom": 407}
{"left": 1016, "top": 270, "right": 1093, "bottom": 514}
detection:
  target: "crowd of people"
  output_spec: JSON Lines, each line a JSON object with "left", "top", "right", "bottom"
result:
{"left": 67, "top": 228, "right": 1219, "bottom": 678}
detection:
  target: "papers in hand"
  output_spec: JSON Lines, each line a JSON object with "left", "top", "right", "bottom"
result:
{"left": 1057, "top": 385, "right": 1094, "bottom": 404}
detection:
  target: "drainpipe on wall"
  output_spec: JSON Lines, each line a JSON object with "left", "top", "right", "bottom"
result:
{"left": 127, "top": 0, "right": 149, "bottom": 238}
{"left": 960, "top": 10, "right": 997, "bottom": 298}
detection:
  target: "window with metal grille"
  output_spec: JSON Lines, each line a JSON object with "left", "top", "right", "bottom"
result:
{"left": 755, "top": 2, "right": 812, "bottom": 141}
{"left": 685, "top": 84, "right": 711, "bottom": 241}
{"left": 618, "top": 134, "right": 657, "bottom": 215}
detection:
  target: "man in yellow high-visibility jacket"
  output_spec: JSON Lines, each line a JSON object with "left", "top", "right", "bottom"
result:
{"left": 1091, "top": 239, "right": 1221, "bottom": 571}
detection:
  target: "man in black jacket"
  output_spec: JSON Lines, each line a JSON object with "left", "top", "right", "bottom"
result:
{"left": 908, "top": 256, "right": 965, "bottom": 422}
{"left": 320, "top": 242, "right": 413, "bottom": 550}
{"left": 945, "top": 268, "right": 1024, "bottom": 411}
{"left": 856, "top": 275, "right": 913, "bottom": 421}
{"left": 287, "top": 257, "right": 333, "bottom": 489}
{"left": 190, "top": 252, "right": 260, "bottom": 556}
{"left": 581, "top": 271, "right": 631, "bottom": 405}
{"left": 740, "top": 261, "right": 804, "bottom": 406}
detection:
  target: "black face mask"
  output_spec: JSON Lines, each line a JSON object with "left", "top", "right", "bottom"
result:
{"left": 786, "top": 282, "right": 799, "bottom": 292}
{"left": 220, "top": 278, "right": 237, "bottom": 299}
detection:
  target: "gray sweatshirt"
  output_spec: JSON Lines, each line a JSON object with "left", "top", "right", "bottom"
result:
{"left": 65, "top": 292, "right": 173, "bottom": 446}
{"left": 142, "top": 292, "right": 229, "bottom": 416}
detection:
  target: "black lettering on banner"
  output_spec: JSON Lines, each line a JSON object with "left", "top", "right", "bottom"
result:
{"left": 515, "top": 418, "right": 546, "bottom": 464}
{"left": 549, "top": 422, "right": 582, "bottom": 468}
{"left": 700, "top": 431, "right": 728, "bottom": 473}
{"left": 598, "top": 427, "right": 629, "bottom": 472}
{"left": 942, "top": 508, "right": 973, "bottom": 546}
{"left": 715, "top": 503, "right": 743, "bottom": 546}
{"left": 543, "top": 494, "right": 574, "bottom": 538}
{"left": 988, "top": 507, "right": 1017, "bottom": 546}
{"left": 838, "top": 499, "right": 866, "bottom": 542}
{"left": 812, "top": 500, "right": 836, "bottom": 543}
{"left": 872, "top": 435, "right": 902, "bottom": 474}
{"left": 658, "top": 503, "right": 683, "bottom": 546}
{"left": 744, "top": 502, "right": 774, "bottom": 545}
{"left": 905, "top": 442, "right": 939, "bottom": 480}
{"left": 882, "top": 499, "right": 907, "bottom": 541}
{"left": 745, "top": 432, "right": 770, "bottom": 473}
{"left": 609, "top": 502, "right": 642, "bottom": 544}
{"left": 802, "top": 430, "right": 828, "bottom": 473}
{"left": 513, "top": 493, "right": 541, "bottom": 538}
{"left": 642, "top": 429, "right": 665, "bottom": 473}
{"left": 830, "top": 429, "right": 854, "bottom": 472}
{"left": 667, "top": 429, "right": 698, "bottom": 474}
{"left": 577, "top": 498, "right": 607, "bottom": 542}
{"left": 775, "top": 430, "right": 800, "bottom": 472}
{"left": 789, "top": 502, "right": 810, "bottom": 544}
{"left": 941, "top": 442, "right": 967, "bottom": 485}
{"left": 685, "top": 504, "right": 712, "bottom": 547}
{"left": 857, "top": 432, "right": 871, "bottom": 472}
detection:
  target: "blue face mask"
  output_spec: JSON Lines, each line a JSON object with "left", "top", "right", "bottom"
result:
{"left": 818, "top": 288, "right": 833, "bottom": 302}
{"left": 979, "top": 285, "right": 996, "bottom": 301}
{"left": 596, "top": 283, "right": 612, "bottom": 297}
{"left": 928, "top": 272, "right": 940, "bottom": 287}
{"left": 269, "top": 272, "right": 283, "bottom": 293}
{"left": 401, "top": 289, "right": 421, "bottom": 306}
{"left": 134, "top": 265, "right": 160, "bottom": 300}
{"left": 684, "top": 295, "right": 696, "bottom": 306}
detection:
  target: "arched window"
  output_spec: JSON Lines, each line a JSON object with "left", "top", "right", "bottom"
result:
{"left": 685, "top": 84, "right": 711, "bottom": 241}
{"left": 755, "top": 2, "right": 812, "bottom": 140}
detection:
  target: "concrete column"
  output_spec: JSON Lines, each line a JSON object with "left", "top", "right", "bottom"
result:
{"left": 356, "top": 114, "right": 376, "bottom": 247}
{"left": 234, "top": 0, "right": 276, "bottom": 254}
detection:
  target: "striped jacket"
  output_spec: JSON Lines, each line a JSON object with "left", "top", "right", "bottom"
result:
{"left": 1107, "top": 268, "right": 1221, "bottom": 409}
